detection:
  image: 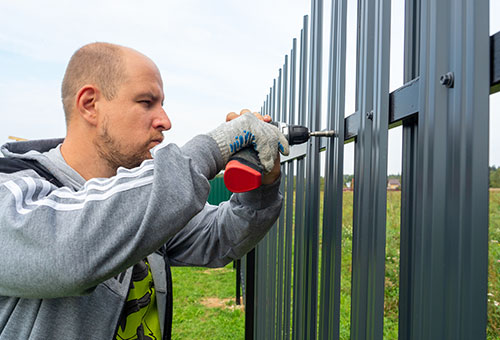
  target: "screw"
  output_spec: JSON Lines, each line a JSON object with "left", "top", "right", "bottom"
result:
{"left": 366, "top": 110, "right": 374, "bottom": 120}
{"left": 440, "top": 72, "right": 454, "bottom": 88}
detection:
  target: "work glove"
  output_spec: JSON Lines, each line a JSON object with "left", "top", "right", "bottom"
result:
{"left": 207, "top": 112, "right": 290, "bottom": 172}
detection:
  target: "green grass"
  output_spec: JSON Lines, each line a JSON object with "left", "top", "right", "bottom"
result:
{"left": 489, "top": 190, "right": 500, "bottom": 338}
{"left": 171, "top": 190, "right": 500, "bottom": 339}
{"left": 171, "top": 265, "right": 244, "bottom": 340}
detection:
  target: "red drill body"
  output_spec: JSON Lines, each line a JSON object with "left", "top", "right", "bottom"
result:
{"left": 223, "top": 122, "right": 335, "bottom": 193}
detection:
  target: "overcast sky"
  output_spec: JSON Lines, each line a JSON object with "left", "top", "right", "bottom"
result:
{"left": 0, "top": 0, "right": 499, "bottom": 175}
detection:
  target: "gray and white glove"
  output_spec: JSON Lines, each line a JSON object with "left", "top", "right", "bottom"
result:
{"left": 207, "top": 112, "right": 290, "bottom": 172}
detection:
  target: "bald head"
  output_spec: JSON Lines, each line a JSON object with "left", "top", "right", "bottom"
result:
{"left": 61, "top": 42, "right": 129, "bottom": 124}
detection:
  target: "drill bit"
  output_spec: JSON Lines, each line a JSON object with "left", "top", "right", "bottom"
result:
{"left": 309, "top": 130, "right": 336, "bottom": 138}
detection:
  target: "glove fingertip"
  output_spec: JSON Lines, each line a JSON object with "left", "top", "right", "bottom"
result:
{"left": 278, "top": 134, "right": 289, "bottom": 153}
{"left": 279, "top": 141, "right": 290, "bottom": 156}
{"left": 278, "top": 142, "right": 289, "bottom": 156}
{"left": 262, "top": 158, "right": 275, "bottom": 173}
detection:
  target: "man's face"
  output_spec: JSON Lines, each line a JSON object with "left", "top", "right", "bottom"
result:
{"left": 94, "top": 52, "right": 171, "bottom": 170}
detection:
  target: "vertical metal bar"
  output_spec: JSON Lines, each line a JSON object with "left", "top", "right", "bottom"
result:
{"left": 284, "top": 39, "right": 297, "bottom": 340}
{"left": 350, "top": 0, "right": 391, "bottom": 339}
{"left": 254, "top": 238, "right": 261, "bottom": 339}
{"left": 254, "top": 236, "right": 268, "bottom": 339}
{"left": 403, "top": 0, "right": 420, "bottom": 82}
{"left": 266, "top": 96, "right": 269, "bottom": 116}
{"left": 302, "top": 0, "right": 323, "bottom": 338}
{"left": 298, "top": 18, "right": 309, "bottom": 131}
{"left": 292, "top": 16, "right": 308, "bottom": 340}
{"left": 289, "top": 40, "right": 298, "bottom": 127}
{"left": 256, "top": 87, "right": 272, "bottom": 340}
{"left": 283, "top": 57, "right": 289, "bottom": 123}
{"left": 245, "top": 249, "right": 255, "bottom": 340}
{"left": 252, "top": 95, "right": 269, "bottom": 340}
{"left": 269, "top": 78, "right": 278, "bottom": 340}
{"left": 236, "top": 259, "right": 241, "bottom": 304}
{"left": 318, "top": 0, "right": 347, "bottom": 338}
{"left": 276, "top": 57, "right": 289, "bottom": 340}
{"left": 276, "top": 68, "right": 285, "bottom": 340}
{"left": 269, "top": 89, "right": 272, "bottom": 115}
{"left": 412, "top": 0, "right": 489, "bottom": 339}
{"left": 277, "top": 70, "right": 282, "bottom": 122}
{"left": 255, "top": 91, "right": 271, "bottom": 339}
{"left": 399, "top": 0, "right": 420, "bottom": 339}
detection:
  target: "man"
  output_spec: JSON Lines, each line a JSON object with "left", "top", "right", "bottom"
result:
{"left": 0, "top": 42, "right": 288, "bottom": 340}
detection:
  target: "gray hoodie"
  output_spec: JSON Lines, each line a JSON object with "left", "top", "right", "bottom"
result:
{"left": 0, "top": 135, "right": 282, "bottom": 339}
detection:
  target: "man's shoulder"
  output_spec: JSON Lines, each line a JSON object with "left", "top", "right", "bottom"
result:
{"left": 0, "top": 157, "right": 63, "bottom": 187}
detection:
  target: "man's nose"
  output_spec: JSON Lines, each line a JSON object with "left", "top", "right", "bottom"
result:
{"left": 153, "top": 107, "right": 172, "bottom": 132}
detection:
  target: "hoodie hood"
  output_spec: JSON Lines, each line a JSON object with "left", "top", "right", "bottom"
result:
{"left": 1, "top": 138, "right": 64, "bottom": 158}
{"left": 0, "top": 138, "right": 81, "bottom": 188}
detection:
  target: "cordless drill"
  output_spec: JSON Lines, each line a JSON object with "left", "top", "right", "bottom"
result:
{"left": 223, "top": 122, "right": 336, "bottom": 193}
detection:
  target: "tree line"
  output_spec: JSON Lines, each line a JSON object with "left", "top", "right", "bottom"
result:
{"left": 491, "top": 166, "right": 500, "bottom": 188}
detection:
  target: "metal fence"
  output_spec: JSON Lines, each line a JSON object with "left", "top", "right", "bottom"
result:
{"left": 237, "top": 0, "right": 499, "bottom": 339}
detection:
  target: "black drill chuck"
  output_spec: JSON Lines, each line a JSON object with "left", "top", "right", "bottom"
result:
{"left": 224, "top": 121, "right": 336, "bottom": 193}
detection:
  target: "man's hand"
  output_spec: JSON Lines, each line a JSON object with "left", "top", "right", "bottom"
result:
{"left": 225, "top": 109, "right": 272, "bottom": 124}
{"left": 225, "top": 109, "right": 281, "bottom": 185}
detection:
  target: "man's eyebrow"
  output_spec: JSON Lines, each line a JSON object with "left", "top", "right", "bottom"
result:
{"left": 135, "top": 92, "right": 165, "bottom": 106}
{"left": 136, "top": 92, "right": 162, "bottom": 101}
{"left": 136, "top": 92, "right": 155, "bottom": 98}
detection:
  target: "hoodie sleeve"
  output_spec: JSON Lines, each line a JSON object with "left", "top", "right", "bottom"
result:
{"left": 165, "top": 177, "right": 282, "bottom": 267}
{"left": 0, "top": 135, "right": 228, "bottom": 298}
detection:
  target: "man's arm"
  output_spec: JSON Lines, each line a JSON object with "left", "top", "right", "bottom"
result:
{"left": 0, "top": 112, "right": 286, "bottom": 299}
{"left": 0, "top": 135, "right": 220, "bottom": 299}
{"left": 165, "top": 178, "right": 282, "bottom": 267}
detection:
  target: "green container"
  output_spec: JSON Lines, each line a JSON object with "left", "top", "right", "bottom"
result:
{"left": 207, "top": 175, "right": 232, "bottom": 205}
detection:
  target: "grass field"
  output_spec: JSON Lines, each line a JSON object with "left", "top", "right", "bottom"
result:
{"left": 171, "top": 190, "right": 500, "bottom": 339}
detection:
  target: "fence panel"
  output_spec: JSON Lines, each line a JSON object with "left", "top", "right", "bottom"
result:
{"left": 235, "top": 0, "right": 493, "bottom": 339}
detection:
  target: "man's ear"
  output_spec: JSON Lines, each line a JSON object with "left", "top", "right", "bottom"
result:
{"left": 76, "top": 85, "right": 100, "bottom": 126}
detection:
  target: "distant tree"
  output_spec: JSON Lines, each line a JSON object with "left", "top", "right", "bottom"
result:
{"left": 388, "top": 174, "right": 401, "bottom": 181}
{"left": 491, "top": 167, "right": 500, "bottom": 188}
{"left": 344, "top": 174, "right": 354, "bottom": 188}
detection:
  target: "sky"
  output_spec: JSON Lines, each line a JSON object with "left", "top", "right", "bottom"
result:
{"left": 0, "top": 0, "right": 499, "bottom": 175}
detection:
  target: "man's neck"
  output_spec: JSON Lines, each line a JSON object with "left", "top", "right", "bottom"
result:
{"left": 60, "top": 137, "right": 116, "bottom": 180}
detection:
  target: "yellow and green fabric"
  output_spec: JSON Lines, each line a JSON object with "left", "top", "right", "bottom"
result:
{"left": 116, "top": 259, "right": 161, "bottom": 340}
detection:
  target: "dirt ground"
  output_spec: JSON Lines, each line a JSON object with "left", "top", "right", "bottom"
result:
{"left": 200, "top": 297, "right": 245, "bottom": 311}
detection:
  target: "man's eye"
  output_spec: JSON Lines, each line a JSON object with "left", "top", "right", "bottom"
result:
{"left": 138, "top": 100, "right": 151, "bottom": 106}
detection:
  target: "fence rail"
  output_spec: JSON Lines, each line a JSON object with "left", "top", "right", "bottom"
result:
{"left": 236, "top": 0, "right": 495, "bottom": 339}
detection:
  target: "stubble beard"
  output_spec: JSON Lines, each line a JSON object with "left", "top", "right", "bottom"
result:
{"left": 94, "top": 120, "right": 152, "bottom": 173}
